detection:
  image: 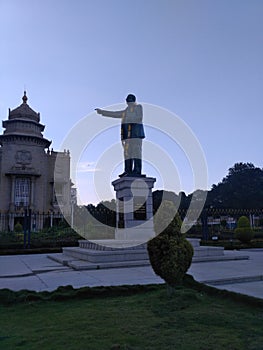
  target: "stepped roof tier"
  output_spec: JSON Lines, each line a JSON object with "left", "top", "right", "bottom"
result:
{"left": 8, "top": 91, "right": 40, "bottom": 122}
{"left": 0, "top": 91, "right": 51, "bottom": 148}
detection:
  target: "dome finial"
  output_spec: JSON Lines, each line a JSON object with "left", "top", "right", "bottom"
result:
{"left": 22, "top": 91, "right": 28, "bottom": 104}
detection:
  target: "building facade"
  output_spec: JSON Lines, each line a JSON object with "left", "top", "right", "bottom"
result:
{"left": 0, "top": 92, "right": 72, "bottom": 231}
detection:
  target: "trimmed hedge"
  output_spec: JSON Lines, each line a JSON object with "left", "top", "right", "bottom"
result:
{"left": 0, "top": 228, "right": 81, "bottom": 252}
{"left": 147, "top": 201, "right": 194, "bottom": 287}
{"left": 235, "top": 216, "right": 254, "bottom": 243}
{"left": 148, "top": 234, "right": 193, "bottom": 286}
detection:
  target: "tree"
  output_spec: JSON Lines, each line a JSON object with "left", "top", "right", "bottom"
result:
{"left": 208, "top": 163, "right": 263, "bottom": 209}
{"left": 86, "top": 200, "right": 116, "bottom": 227}
{"left": 153, "top": 190, "right": 179, "bottom": 212}
{"left": 153, "top": 190, "right": 191, "bottom": 215}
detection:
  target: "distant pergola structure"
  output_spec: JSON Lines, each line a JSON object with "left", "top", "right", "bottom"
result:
{"left": 178, "top": 207, "right": 263, "bottom": 240}
{"left": 178, "top": 207, "right": 263, "bottom": 217}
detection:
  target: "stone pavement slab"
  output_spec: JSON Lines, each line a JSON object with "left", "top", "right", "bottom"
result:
{"left": 0, "top": 256, "right": 32, "bottom": 277}
{"left": 35, "top": 270, "right": 103, "bottom": 292}
{"left": 215, "top": 281, "right": 263, "bottom": 300}
{"left": 0, "top": 254, "right": 68, "bottom": 278}
{"left": 0, "top": 275, "right": 48, "bottom": 292}
{"left": 0, "top": 250, "right": 262, "bottom": 299}
{"left": 80, "top": 266, "right": 163, "bottom": 286}
{"left": 188, "top": 249, "right": 263, "bottom": 285}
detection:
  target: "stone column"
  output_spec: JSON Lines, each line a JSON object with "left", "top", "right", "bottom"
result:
{"left": 0, "top": 213, "right": 3, "bottom": 231}
{"left": 112, "top": 176, "right": 156, "bottom": 241}
{"left": 36, "top": 212, "right": 44, "bottom": 231}
{"left": 30, "top": 177, "right": 35, "bottom": 210}
{"left": 8, "top": 212, "right": 14, "bottom": 231}
{"left": 9, "top": 175, "right": 16, "bottom": 211}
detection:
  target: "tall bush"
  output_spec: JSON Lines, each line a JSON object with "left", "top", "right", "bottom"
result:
{"left": 235, "top": 216, "right": 254, "bottom": 243}
{"left": 14, "top": 222, "right": 23, "bottom": 233}
{"left": 147, "top": 201, "right": 194, "bottom": 287}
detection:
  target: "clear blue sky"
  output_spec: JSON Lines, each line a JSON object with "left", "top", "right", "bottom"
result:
{"left": 0, "top": 0, "right": 262, "bottom": 204}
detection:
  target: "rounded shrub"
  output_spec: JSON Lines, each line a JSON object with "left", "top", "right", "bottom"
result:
{"left": 147, "top": 201, "right": 194, "bottom": 287}
{"left": 14, "top": 222, "right": 23, "bottom": 233}
{"left": 235, "top": 216, "right": 254, "bottom": 243}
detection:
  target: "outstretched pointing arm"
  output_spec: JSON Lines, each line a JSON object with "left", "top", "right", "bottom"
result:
{"left": 95, "top": 108, "right": 124, "bottom": 118}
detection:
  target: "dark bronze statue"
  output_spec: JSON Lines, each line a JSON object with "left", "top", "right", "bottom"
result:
{"left": 96, "top": 94, "right": 145, "bottom": 177}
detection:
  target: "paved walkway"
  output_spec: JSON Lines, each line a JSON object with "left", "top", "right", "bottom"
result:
{"left": 0, "top": 249, "right": 262, "bottom": 299}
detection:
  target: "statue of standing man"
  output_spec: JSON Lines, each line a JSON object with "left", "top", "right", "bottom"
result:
{"left": 96, "top": 94, "right": 145, "bottom": 177}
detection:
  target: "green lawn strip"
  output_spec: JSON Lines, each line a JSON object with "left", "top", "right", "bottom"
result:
{"left": 0, "top": 280, "right": 262, "bottom": 350}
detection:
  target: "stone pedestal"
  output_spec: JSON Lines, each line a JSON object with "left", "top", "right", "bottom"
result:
{"left": 112, "top": 176, "right": 156, "bottom": 241}
{"left": 48, "top": 238, "right": 249, "bottom": 270}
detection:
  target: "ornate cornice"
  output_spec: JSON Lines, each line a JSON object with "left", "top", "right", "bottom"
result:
{"left": 0, "top": 134, "right": 51, "bottom": 148}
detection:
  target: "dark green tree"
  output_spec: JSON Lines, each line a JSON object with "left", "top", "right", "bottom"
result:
{"left": 86, "top": 200, "right": 116, "bottom": 227}
{"left": 208, "top": 163, "right": 263, "bottom": 209}
{"left": 153, "top": 190, "right": 179, "bottom": 212}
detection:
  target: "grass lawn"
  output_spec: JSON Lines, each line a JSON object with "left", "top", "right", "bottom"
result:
{"left": 0, "top": 282, "right": 262, "bottom": 350}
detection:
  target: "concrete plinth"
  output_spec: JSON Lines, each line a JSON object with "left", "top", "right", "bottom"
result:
{"left": 115, "top": 226, "right": 155, "bottom": 241}
{"left": 112, "top": 176, "right": 156, "bottom": 241}
{"left": 51, "top": 239, "right": 151, "bottom": 270}
{"left": 48, "top": 238, "right": 249, "bottom": 270}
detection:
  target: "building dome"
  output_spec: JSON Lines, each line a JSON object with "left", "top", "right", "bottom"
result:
{"left": 8, "top": 91, "right": 40, "bottom": 123}
{"left": 0, "top": 91, "right": 51, "bottom": 148}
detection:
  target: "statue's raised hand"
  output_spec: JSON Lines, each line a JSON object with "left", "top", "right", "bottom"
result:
{"left": 95, "top": 108, "right": 103, "bottom": 115}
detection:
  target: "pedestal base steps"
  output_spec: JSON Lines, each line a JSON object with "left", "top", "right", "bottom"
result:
{"left": 48, "top": 239, "right": 249, "bottom": 270}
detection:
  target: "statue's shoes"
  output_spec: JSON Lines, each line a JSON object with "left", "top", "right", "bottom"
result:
{"left": 119, "top": 172, "right": 128, "bottom": 177}
{"left": 119, "top": 172, "right": 146, "bottom": 178}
